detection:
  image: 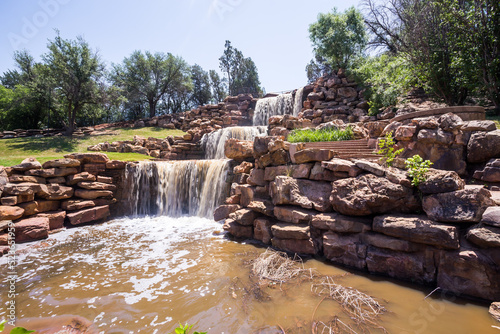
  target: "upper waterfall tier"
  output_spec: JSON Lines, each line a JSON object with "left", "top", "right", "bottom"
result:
{"left": 253, "top": 93, "right": 294, "bottom": 126}
{"left": 201, "top": 126, "right": 268, "bottom": 160}
{"left": 125, "top": 160, "right": 230, "bottom": 218}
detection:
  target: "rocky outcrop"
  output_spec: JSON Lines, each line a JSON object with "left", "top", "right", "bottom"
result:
{"left": 0, "top": 154, "right": 124, "bottom": 245}
{"left": 330, "top": 174, "right": 419, "bottom": 216}
{"left": 422, "top": 188, "right": 494, "bottom": 223}
{"left": 224, "top": 139, "right": 254, "bottom": 161}
{"left": 467, "top": 129, "right": 500, "bottom": 163}
{"left": 270, "top": 176, "right": 332, "bottom": 212}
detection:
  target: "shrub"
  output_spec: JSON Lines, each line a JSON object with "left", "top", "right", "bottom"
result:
{"left": 377, "top": 131, "right": 403, "bottom": 167}
{"left": 405, "top": 155, "right": 433, "bottom": 187}
{"left": 287, "top": 126, "right": 354, "bottom": 143}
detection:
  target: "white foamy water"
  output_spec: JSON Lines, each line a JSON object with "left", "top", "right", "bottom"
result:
{"left": 253, "top": 93, "right": 294, "bottom": 125}
{"left": 201, "top": 126, "right": 267, "bottom": 159}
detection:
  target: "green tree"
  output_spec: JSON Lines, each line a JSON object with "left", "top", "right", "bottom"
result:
{"left": 111, "top": 50, "right": 191, "bottom": 117}
{"left": 209, "top": 69, "right": 226, "bottom": 103}
{"left": 190, "top": 64, "right": 211, "bottom": 107}
{"left": 43, "top": 32, "right": 105, "bottom": 135}
{"left": 219, "top": 40, "right": 262, "bottom": 96}
{"left": 308, "top": 7, "right": 368, "bottom": 71}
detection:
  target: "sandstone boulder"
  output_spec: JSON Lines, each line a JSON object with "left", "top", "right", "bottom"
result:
{"left": 233, "top": 161, "right": 253, "bottom": 174}
{"left": 77, "top": 182, "right": 116, "bottom": 191}
{"left": 0, "top": 205, "right": 24, "bottom": 220}
{"left": 373, "top": 214, "right": 459, "bottom": 249}
{"left": 362, "top": 232, "right": 419, "bottom": 252}
{"left": 439, "top": 113, "right": 463, "bottom": 132}
{"left": 26, "top": 167, "right": 78, "bottom": 178}
{"left": 437, "top": 249, "right": 500, "bottom": 300}
{"left": 64, "top": 152, "right": 110, "bottom": 164}
{"left": 3, "top": 182, "right": 43, "bottom": 196}
{"left": 353, "top": 159, "right": 385, "bottom": 176}
{"left": 490, "top": 302, "right": 500, "bottom": 323}
{"left": 271, "top": 223, "right": 310, "bottom": 240}
{"left": 323, "top": 232, "right": 366, "bottom": 269}
{"left": 223, "top": 219, "right": 253, "bottom": 238}
{"left": 37, "top": 184, "right": 74, "bottom": 200}
{"left": 61, "top": 199, "right": 96, "bottom": 211}
{"left": 321, "top": 158, "right": 361, "bottom": 177}
{"left": 66, "top": 172, "right": 96, "bottom": 185}
{"left": 35, "top": 211, "right": 66, "bottom": 230}
{"left": 105, "top": 160, "right": 126, "bottom": 170}
{"left": 18, "top": 200, "right": 59, "bottom": 216}
{"left": 418, "top": 169, "right": 465, "bottom": 194}
{"left": 66, "top": 205, "right": 110, "bottom": 225}
{"left": 312, "top": 212, "right": 371, "bottom": 233}
{"left": 274, "top": 205, "right": 315, "bottom": 224}
{"left": 228, "top": 208, "right": 259, "bottom": 226}
{"left": 467, "top": 129, "right": 500, "bottom": 163}
{"left": 247, "top": 200, "right": 274, "bottom": 216}
{"left": 271, "top": 237, "right": 317, "bottom": 255}
{"left": 74, "top": 189, "right": 113, "bottom": 200}
{"left": 482, "top": 206, "right": 500, "bottom": 227}
{"left": 247, "top": 168, "right": 266, "bottom": 186}
{"left": 422, "top": 188, "right": 494, "bottom": 223}
{"left": 253, "top": 218, "right": 273, "bottom": 244}
{"left": 461, "top": 120, "right": 497, "bottom": 132}
{"left": 8, "top": 175, "right": 46, "bottom": 184}
{"left": 366, "top": 247, "right": 436, "bottom": 284}
{"left": 11, "top": 158, "right": 42, "bottom": 172}
{"left": 224, "top": 138, "right": 254, "bottom": 161}
{"left": 264, "top": 164, "right": 312, "bottom": 181}
{"left": 42, "top": 158, "right": 81, "bottom": 169}
{"left": 466, "top": 225, "right": 500, "bottom": 248}
{"left": 14, "top": 217, "right": 49, "bottom": 243}
{"left": 294, "top": 149, "right": 334, "bottom": 164}
{"left": 270, "top": 176, "right": 332, "bottom": 212}
{"left": 330, "top": 174, "right": 419, "bottom": 216}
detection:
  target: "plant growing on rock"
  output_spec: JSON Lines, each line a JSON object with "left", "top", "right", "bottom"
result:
{"left": 0, "top": 320, "right": 35, "bottom": 334}
{"left": 405, "top": 154, "right": 433, "bottom": 187}
{"left": 377, "top": 131, "right": 403, "bottom": 167}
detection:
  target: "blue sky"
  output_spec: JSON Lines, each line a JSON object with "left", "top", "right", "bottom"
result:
{"left": 0, "top": 0, "right": 360, "bottom": 93}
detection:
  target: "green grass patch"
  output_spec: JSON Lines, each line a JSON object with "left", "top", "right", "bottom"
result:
{"left": 0, "top": 127, "right": 185, "bottom": 166}
{"left": 287, "top": 127, "right": 354, "bottom": 143}
{"left": 486, "top": 114, "right": 500, "bottom": 129}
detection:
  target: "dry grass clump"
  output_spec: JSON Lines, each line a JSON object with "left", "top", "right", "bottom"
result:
{"left": 312, "top": 276, "right": 386, "bottom": 327}
{"left": 250, "top": 248, "right": 310, "bottom": 283}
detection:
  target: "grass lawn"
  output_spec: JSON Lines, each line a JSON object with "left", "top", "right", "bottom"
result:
{"left": 0, "top": 127, "right": 185, "bottom": 166}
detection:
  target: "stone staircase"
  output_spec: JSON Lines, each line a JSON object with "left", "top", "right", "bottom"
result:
{"left": 301, "top": 139, "right": 379, "bottom": 160}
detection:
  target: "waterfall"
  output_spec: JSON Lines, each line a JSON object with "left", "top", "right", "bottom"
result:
{"left": 201, "top": 126, "right": 268, "bottom": 159}
{"left": 253, "top": 93, "right": 294, "bottom": 126}
{"left": 293, "top": 87, "right": 304, "bottom": 117}
{"left": 125, "top": 160, "right": 230, "bottom": 218}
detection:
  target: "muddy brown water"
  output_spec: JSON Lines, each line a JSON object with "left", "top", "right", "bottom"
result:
{"left": 0, "top": 216, "right": 498, "bottom": 334}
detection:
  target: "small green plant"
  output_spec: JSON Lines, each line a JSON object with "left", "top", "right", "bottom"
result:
{"left": 169, "top": 323, "right": 206, "bottom": 334}
{"left": 405, "top": 155, "right": 433, "bottom": 187}
{"left": 287, "top": 126, "right": 354, "bottom": 143}
{"left": 0, "top": 320, "right": 35, "bottom": 334}
{"left": 377, "top": 131, "right": 403, "bottom": 166}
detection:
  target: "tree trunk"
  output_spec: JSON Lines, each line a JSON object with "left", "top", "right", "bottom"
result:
{"left": 149, "top": 100, "right": 156, "bottom": 118}
{"left": 64, "top": 103, "right": 74, "bottom": 136}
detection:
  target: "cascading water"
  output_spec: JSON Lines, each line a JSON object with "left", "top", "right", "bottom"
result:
{"left": 125, "top": 160, "right": 230, "bottom": 218}
{"left": 293, "top": 86, "right": 304, "bottom": 117}
{"left": 201, "top": 126, "right": 268, "bottom": 159}
{"left": 253, "top": 93, "right": 294, "bottom": 126}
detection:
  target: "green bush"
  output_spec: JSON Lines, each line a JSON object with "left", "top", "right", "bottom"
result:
{"left": 287, "top": 126, "right": 354, "bottom": 143}
{"left": 169, "top": 323, "right": 206, "bottom": 334}
{"left": 351, "top": 54, "right": 415, "bottom": 115}
{"left": 405, "top": 155, "right": 433, "bottom": 187}
{"left": 377, "top": 131, "right": 403, "bottom": 167}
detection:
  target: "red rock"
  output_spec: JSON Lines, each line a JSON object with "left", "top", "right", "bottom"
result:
{"left": 96, "top": 176, "right": 113, "bottom": 184}
{"left": 223, "top": 219, "right": 253, "bottom": 238}
{"left": 37, "top": 184, "right": 74, "bottom": 200}
{"left": 324, "top": 232, "right": 367, "bottom": 269}
{"left": 228, "top": 208, "right": 259, "bottom": 226}
{"left": 224, "top": 138, "right": 254, "bottom": 161}
{"left": 312, "top": 212, "right": 372, "bottom": 233}
{"left": 254, "top": 218, "right": 273, "bottom": 244}
{"left": 270, "top": 176, "right": 332, "bottom": 212}
{"left": 8, "top": 175, "right": 46, "bottom": 184}
{"left": 11, "top": 158, "right": 42, "bottom": 172}
{"left": 213, "top": 204, "right": 241, "bottom": 221}
{"left": 18, "top": 201, "right": 60, "bottom": 216}
{"left": 106, "top": 160, "right": 126, "bottom": 170}
{"left": 47, "top": 177, "right": 67, "bottom": 184}
{"left": 0, "top": 205, "right": 24, "bottom": 220}
{"left": 294, "top": 149, "right": 334, "bottom": 164}
{"left": 66, "top": 205, "right": 110, "bottom": 225}
{"left": 271, "top": 237, "right": 317, "bottom": 255}
{"left": 271, "top": 223, "right": 310, "bottom": 240}
{"left": 42, "top": 158, "right": 81, "bottom": 168}
{"left": 66, "top": 172, "right": 96, "bottom": 185}
{"left": 35, "top": 211, "right": 66, "bottom": 230}
{"left": 247, "top": 200, "right": 274, "bottom": 216}
{"left": 64, "top": 152, "right": 110, "bottom": 164}
{"left": 274, "top": 205, "right": 315, "bottom": 224}
{"left": 83, "top": 164, "right": 106, "bottom": 174}
{"left": 61, "top": 199, "right": 96, "bottom": 211}
{"left": 247, "top": 168, "right": 266, "bottom": 186}
{"left": 14, "top": 217, "right": 49, "bottom": 243}
{"left": 233, "top": 161, "right": 253, "bottom": 174}
{"left": 77, "top": 182, "right": 116, "bottom": 191}
{"left": 74, "top": 189, "right": 113, "bottom": 200}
